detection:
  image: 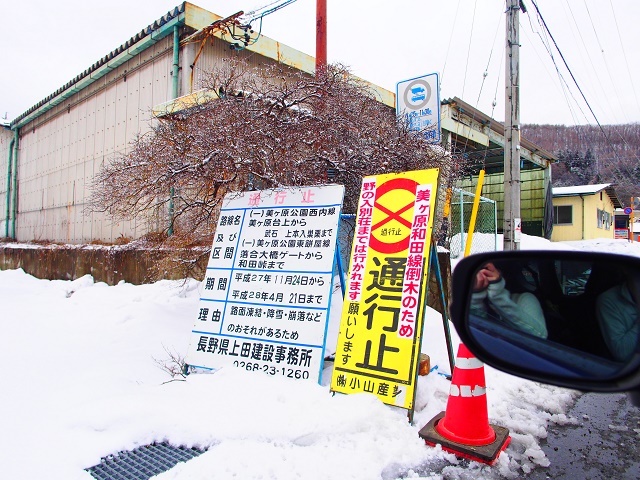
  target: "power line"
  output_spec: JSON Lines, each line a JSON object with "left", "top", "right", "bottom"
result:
{"left": 582, "top": 0, "right": 629, "bottom": 123}
{"left": 529, "top": 0, "right": 621, "bottom": 163}
{"left": 608, "top": 0, "right": 640, "bottom": 115}
{"left": 561, "top": 0, "right": 616, "bottom": 123}
{"left": 242, "top": 0, "right": 299, "bottom": 23}
{"left": 234, "top": 0, "right": 299, "bottom": 49}
{"left": 528, "top": 1, "right": 640, "bottom": 189}
{"left": 476, "top": 10, "right": 504, "bottom": 109}
{"left": 461, "top": 0, "right": 478, "bottom": 102}
{"left": 490, "top": 49, "right": 504, "bottom": 119}
{"left": 519, "top": 17, "right": 574, "bottom": 123}
{"left": 440, "top": 0, "right": 461, "bottom": 90}
{"left": 523, "top": 8, "right": 589, "bottom": 124}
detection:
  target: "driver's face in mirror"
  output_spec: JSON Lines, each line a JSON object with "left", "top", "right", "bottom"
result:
{"left": 466, "top": 257, "right": 640, "bottom": 380}
{"left": 470, "top": 261, "right": 548, "bottom": 339}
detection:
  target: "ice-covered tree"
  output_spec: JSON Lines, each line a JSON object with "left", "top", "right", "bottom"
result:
{"left": 88, "top": 61, "right": 457, "bottom": 276}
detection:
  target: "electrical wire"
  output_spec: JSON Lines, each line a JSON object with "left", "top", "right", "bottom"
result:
{"left": 440, "top": 0, "right": 461, "bottom": 90}
{"left": 490, "top": 49, "right": 504, "bottom": 119}
{"left": 560, "top": 0, "right": 615, "bottom": 122}
{"left": 608, "top": 0, "right": 640, "bottom": 115}
{"left": 530, "top": 0, "right": 640, "bottom": 187}
{"left": 582, "top": 0, "right": 629, "bottom": 123}
{"left": 243, "top": 0, "right": 285, "bottom": 20}
{"left": 475, "top": 10, "right": 504, "bottom": 109}
{"left": 529, "top": 0, "right": 619, "bottom": 161}
{"left": 461, "top": 0, "right": 478, "bottom": 102}
{"left": 242, "top": 0, "right": 298, "bottom": 23}
{"left": 522, "top": 13, "right": 587, "bottom": 125}
{"left": 229, "top": 0, "right": 298, "bottom": 50}
{"left": 520, "top": 21, "right": 578, "bottom": 125}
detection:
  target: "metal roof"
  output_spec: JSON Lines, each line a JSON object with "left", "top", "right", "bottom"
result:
{"left": 553, "top": 183, "right": 623, "bottom": 208}
{"left": 10, "top": 3, "right": 187, "bottom": 129}
{"left": 441, "top": 96, "right": 558, "bottom": 163}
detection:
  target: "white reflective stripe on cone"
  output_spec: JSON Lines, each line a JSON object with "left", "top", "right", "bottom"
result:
{"left": 449, "top": 384, "right": 487, "bottom": 397}
{"left": 454, "top": 357, "right": 484, "bottom": 369}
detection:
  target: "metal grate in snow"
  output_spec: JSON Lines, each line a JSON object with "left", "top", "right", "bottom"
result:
{"left": 86, "top": 443, "right": 206, "bottom": 480}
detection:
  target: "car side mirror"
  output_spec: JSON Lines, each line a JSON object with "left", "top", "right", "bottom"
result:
{"left": 449, "top": 251, "right": 640, "bottom": 393}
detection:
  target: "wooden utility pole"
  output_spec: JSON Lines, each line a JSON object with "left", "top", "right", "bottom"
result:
{"left": 504, "top": 0, "right": 521, "bottom": 250}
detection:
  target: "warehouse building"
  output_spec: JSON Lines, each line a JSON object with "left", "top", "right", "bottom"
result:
{"left": 1, "top": 2, "right": 369, "bottom": 243}
{"left": 1, "top": 2, "right": 554, "bottom": 245}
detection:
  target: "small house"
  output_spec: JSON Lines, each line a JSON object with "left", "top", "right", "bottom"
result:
{"left": 551, "top": 183, "right": 623, "bottom": 241}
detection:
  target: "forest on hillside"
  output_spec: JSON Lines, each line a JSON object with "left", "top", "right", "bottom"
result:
{"left": 521, "top": 124, "right": 640, "bottom": 206}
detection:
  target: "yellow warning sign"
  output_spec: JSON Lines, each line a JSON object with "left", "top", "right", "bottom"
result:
{"left": 330, "top": 169, "right": 439, "bottom": 410}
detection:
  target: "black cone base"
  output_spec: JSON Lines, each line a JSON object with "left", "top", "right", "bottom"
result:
{"left": 419, "top": 411, "right": 511, "bottom": 465}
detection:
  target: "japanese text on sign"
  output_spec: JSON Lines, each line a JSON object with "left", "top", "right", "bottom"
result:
{"left": 330, "top": 169, "right": 439, "bottom": 410}
{"left": 185, "top": 185, "right": 345, "bottom": 383}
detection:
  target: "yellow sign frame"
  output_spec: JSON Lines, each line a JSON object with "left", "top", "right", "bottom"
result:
{"left": 330, "top": 169, "right": 440, "bottom": 409}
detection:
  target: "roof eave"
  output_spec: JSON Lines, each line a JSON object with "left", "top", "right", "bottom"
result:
{"left": 442, "top": 96, "right": 559, "bottom": 163}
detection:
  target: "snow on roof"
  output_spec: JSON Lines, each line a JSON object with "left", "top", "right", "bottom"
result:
{"left": 553, "top": 183, "right": 623, "bottom": 208}
{"left": 552, "top": 183, "right": 612, "bottom": 196}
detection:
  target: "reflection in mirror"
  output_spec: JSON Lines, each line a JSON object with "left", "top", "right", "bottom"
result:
{"left": 467, "top": 256, "right": 640, "bottom": 380}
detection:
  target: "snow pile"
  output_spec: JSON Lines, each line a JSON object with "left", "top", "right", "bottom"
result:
{"left": 2, "top": 235, "right": 639, "bottom": 479}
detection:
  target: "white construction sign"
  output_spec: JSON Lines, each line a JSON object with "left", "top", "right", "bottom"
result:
{"left": 186, "top": 185, "right": 345, "bottom": 382}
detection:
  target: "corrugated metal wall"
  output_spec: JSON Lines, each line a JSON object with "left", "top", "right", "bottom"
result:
{"left": 11, "top": 25, "right": 312, "bottom": 244}
{"left": 14, "top": 36, "right": 174, "bottom": 243}
{"left": 458, "top": 167, "right": 546, "bottom": 235}
{"left": 189, "top": 37, "right": 289, "bottom": 94}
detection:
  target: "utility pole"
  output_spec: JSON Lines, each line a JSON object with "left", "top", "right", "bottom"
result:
{"left": 504, "top": 0, "right": 521, "bottom": 250}
{"left": 316, "top": 0, "right": 327, "bottom": 75}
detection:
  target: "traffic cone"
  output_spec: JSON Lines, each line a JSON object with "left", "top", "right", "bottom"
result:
{"left": 419, "top": 343, "right": 511, "bottom": 465}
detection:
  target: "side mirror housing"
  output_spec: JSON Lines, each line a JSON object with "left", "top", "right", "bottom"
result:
{"left": 450, "top": 251, "right": 640, "bottom": 393}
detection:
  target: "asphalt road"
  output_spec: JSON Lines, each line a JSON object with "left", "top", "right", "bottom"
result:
{"left": 527, "top": 392, "right": 640, "bottom": 479}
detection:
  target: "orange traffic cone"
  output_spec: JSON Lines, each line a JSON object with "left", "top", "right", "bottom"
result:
{"left": 419, "top": 343, "right": 511, "bottom": 465}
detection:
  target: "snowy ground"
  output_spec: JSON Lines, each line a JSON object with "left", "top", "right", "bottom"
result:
{"left": 2, "top": 235, "right": 640, "bottom": 479}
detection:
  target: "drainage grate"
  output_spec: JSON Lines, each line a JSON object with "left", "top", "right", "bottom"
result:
{"left": 86, "top": 443, "right": 206, "bottom": 480}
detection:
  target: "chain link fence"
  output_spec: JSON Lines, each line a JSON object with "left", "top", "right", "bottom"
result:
{"left": 447, "top": 188, "right": 498, "bottom": 259}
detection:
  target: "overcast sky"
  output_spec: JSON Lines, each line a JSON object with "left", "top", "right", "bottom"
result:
{"left": 2, "top": 0, "right": 639, "bottom": 126}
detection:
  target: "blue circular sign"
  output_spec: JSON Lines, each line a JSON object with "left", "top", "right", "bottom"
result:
{"left": 624, "top": 207, "right": 633, "bottom": 215}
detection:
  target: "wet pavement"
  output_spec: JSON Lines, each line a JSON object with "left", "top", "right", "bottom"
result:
{"left": 528, "top": 392, "right": 640, "bottom": 479}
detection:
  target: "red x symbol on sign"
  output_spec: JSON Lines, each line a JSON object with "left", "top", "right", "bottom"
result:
{"left": 369, "top": 177, "right": 419, "bottom": 254}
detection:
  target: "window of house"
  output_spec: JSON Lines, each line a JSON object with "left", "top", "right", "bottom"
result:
{"left": 597, "top": 208, "right": 603, "bottom": 228}
{"left": 553, "top": 205, "right": 573, "bottom": 225}
{"left": 597, "top": 209, "right": 612, "bottom": 230}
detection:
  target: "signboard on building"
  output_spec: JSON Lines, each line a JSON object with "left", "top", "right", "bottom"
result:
{"left": 396, "top": 73, "right": 441, "bottom": 143}
{"left": 330, "top": 169, "right": 440, "bottom": 410}
{"left": 185, "top": 185, "right": 345, "bottom": 383}
{"left": 615, "top": 228, "right": 629, "bottom": 240}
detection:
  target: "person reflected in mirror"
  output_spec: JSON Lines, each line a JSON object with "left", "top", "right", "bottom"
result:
{"left": 471, "top": 262, "right": 548, "bottom": 339}
{"left": 596, "top": 275, "right": 640, "bottom": 362}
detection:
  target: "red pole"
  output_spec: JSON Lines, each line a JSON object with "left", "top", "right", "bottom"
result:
{"left": 316, "top": 0, "right": 327, "bottom": 75}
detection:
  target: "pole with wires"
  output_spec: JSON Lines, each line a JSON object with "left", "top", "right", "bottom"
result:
{"left": 504, "top": 0, "right": 521, "bottom": 251}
